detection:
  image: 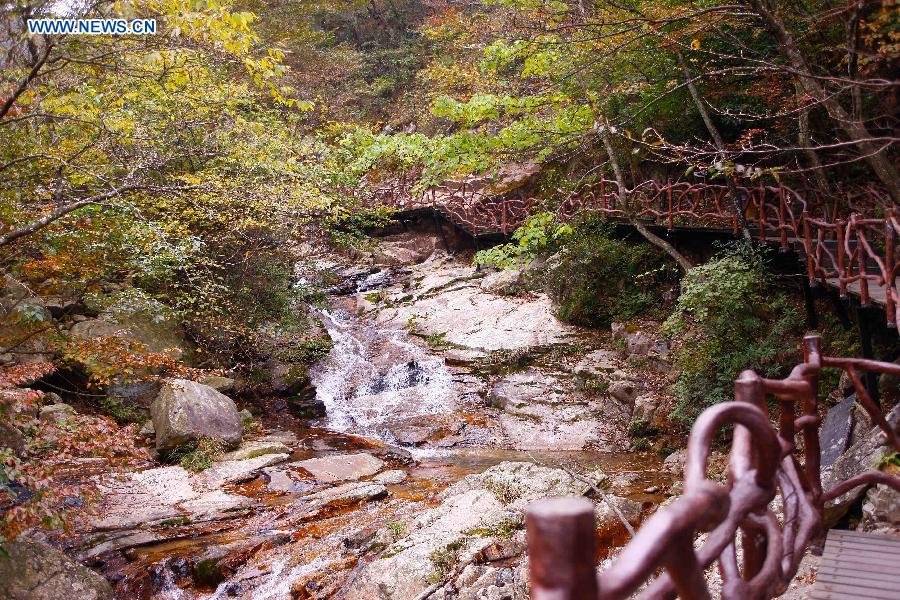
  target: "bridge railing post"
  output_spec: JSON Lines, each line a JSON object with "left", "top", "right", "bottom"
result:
{"left": 526, "top": 497, "right": 598, "bottom": 600}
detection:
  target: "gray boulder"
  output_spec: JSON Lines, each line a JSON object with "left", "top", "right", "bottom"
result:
{"left": 150, "top": 379, "right": 243, "bottom": 453}
{"left": 480, "top": 270, "right": 522, "bottom": 295}
{"left": 609, "top": 380, "right": 640, "bottom": 407}
{"left": 573, "top": 350, "right": 620, "bottom": 378}
{"left": 39, "top": 403, "right": 75, "bottom": 423}
{"left": 200, "top": 376, "right": 236, "bottom": 393}
{"left": 0, "top": 537, "right": 112, "bottom": 600}
{"left": 821, "top": 404, "right": 900, "bottom": 527}
{"left": 0, "top": 419, "right": 25, "bottom": 454}
{"left": 70, "top": 310, "right": 193, "bottom": 364}
{"left": 632, "top": 393, "right": 661, "bottom": 423}
{"left": 860, "top": 483, "right": 900, "bottom": 532}
{"left": 294, "top": 452, "right": 384, "bottom": 482}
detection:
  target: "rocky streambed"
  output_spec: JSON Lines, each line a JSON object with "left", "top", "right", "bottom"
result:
{"left": 10, "top": 236, "right": 684, "bottom": 600}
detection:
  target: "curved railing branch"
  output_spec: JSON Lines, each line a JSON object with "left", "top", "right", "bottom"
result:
{"left": 526, "top": 334, "right": 900, "bottom": 600}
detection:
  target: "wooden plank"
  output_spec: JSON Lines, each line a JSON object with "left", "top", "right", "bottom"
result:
{"left": 810, "top": 580, "right": 898, "bottom": 599}
{"left": 811, "top": 530, "right": 900, "bottom": 599}
{"left": 822, "top": 547, "right": 897, "bottom": 568}
{"left": 818, "top": 564, "right": 900, "bottom": 585}
{"left": 824, "top": 539, "right": 900, "bottom": 555}
{"left": 815, "top": 571, "right": 900, "bottom": 592}
{"left": 829, "top": 529, "right": 900, "bottom": 545}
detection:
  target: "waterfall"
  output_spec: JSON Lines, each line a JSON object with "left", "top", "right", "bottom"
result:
{"left": 310, "top": 310, "right": 456, "bottom": 441}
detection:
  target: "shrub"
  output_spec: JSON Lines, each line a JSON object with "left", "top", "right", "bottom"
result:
{"left": 544, "top": 216, "right": 673, "bottom": 328}
{"left": 474, "top": 212, "right": 572, "bottom": 269}
{"left": 177, "top": 437, "right": 227, "bottom": 472}
{"left": 663, "top": 242, "right": 802, "bottom": 421}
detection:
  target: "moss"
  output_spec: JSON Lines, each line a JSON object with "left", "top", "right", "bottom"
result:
{"left": 631, "top": 437, "right": 651, "bottom": 451}
{"left": 464, "top": 517, "right": 522, "bottom": 539}
{"left": 99, "top": 396, "right": 147, "bottom": 424}
{"left": 177, "top": 437, "right": 226, "bottom": 471}
{"left": 427, "top": 538, "right": 467, "bottom": 583}
{"left": 484, "top": 479, "right": 522, "bottom": 504}
{"left": 159, "top": 516, "right": 191, "bottom": 527}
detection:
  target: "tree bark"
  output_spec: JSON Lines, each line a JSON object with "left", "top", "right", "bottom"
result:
{"left": 0, "top": 185, "right": 139, "bottom": 246}
{"left": 599, "top": 126, "right": 694, "bottom": 272}
{"left": 676, "top": 50, "right": 751, "bottom": 240}
{"left": 794, "top": 81, "right": 830, "bottom": 194}
{"left": 746, "top": 0, "right": 900, "bottom": 199}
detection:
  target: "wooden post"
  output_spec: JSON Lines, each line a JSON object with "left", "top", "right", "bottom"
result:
{"left": 802, "top": 212, "right": 816, "bottom": 284}
{"left": 526, "top": 497, "right": 599, "bottom": 600}
{"left": 837, "top": 222, "right": 847, "bottom": 297}
{"left": 667, "top": 179, "right": 674, "bottom": 231}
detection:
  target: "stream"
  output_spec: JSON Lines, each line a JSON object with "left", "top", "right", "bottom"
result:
{"left": 86, "top": 262, "right": 670, "bottom": 600}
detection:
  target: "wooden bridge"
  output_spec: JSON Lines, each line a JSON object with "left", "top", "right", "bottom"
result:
{"left": 523, "top": 335, "right": 900, "bottom": 599}
{"left": 369, "top": 178, "right": 898, "bottom": 328}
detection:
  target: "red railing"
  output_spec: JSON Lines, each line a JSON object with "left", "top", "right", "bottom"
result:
{"left": 525, "top": 335, "right": 900, "bottom": 599}
{"left": 369, "top": 179, "right": 898, "bottom": 326}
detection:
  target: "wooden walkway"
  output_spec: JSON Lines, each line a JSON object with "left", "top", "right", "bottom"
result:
{"left": 810, "top": 528, "right": 900, "bottom": 599}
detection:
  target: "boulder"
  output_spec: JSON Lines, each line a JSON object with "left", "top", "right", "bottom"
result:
{"left": 39, "top": 403, "right": 75, "bottom": 423}
{"left": 480, "top": 270, "right": 522, "bottom": 295}
{"left": 595, "top": 495, "right": 643, "bottom": 532}
{"left": 0, "top": 419, "right": 25, "bottom": 454}
{"left": 0, "top": 537, "right": 112, "bottom": 600}
{"left": 150, "top": 379, "right": 243, "bottom": 453}
{"left": 373, "top": 232, "right": 440, "bottom": 266}
{"left": 609, "top": 380, "right": 640, "bottom": 407}
{"left": 860, "top": 482, "right": 900, "bottom": 532}
{"left": 201, "top": 376, "right": 236, "bottom": 393}
{"left": 632, "top": 393, "right": 661, "bottom": 423}
{"left": 347, "top": 462, "right": 584, "bottom": 599}
{"left": 70, "top": 311, "right": 193, "bottom": 364}
{"left": 299, "top": 481, "right": 388, "bottom": 511}
{"left": 286, "top": 393, "right": 325, "bottom": 419}
{"left": 819, "top": 394, "right": 856, "bottom": 469}
{"left": 821, "top": 404, "right": 900, "bottom": 527}
{"left": 138, "top": 420, "right": 155, "bottom": 438}
{"left": 374, "top": 470, "right": 407, "bottom": 485}
{"left": 573, "top": 350, "right": 620, "bottom": 378}
{"left": 294, "top": 452, "right": 385, "bottom": 482}
{"left": 265, "top": 359, "right": 318, "bottom": 399}
{"left": 663, "top": 449, "right": 687, "bottom": 474}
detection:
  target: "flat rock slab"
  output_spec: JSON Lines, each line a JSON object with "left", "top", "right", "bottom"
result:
{"left": 221, "top": 440, "right": 292, "bottom": 462}
{"left": 90, "top": 453, "right": 287, "bottom": 535}
{"left": 294, "top": 452, "right": 385, "bottom": 482}
{"left": 301, "top": 481, "right": 388, "bottom": 510}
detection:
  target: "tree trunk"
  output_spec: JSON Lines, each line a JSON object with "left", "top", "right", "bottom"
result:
{"left": 599, "top": 126, "right": 694, "bottom": 272}
{"left": 794, "top": 81, "right": 830, "bottom": 194}
{"left": 747, "top": 0, "right": 900, "bottom": 199}
{"left": 676, "top": 51, "right": 751, "bottom": 240}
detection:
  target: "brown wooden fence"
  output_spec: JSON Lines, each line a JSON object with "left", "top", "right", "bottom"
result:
{"left": 524, "top": 335, "right": 900, "bottom": 599}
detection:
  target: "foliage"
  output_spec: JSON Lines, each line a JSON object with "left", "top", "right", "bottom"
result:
{"left": 178, "top": 437, "right": 227, "bottom": 472}
{"left": 663, "top": 243, "right": 803, "bottom": 420}
{"left": 428, "top": 538, "right": 467, "bottom": 583}
{"left": 2, "top": 401, "right": 149, "bottom": 541}
{"left": 474, "top": 212, "right": 572, "bottom": 269}
{"left": 545, "top": 217, "right": 672, "bottom": 328}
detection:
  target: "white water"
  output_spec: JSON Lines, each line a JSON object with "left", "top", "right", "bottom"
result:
{"left": 310, "top": 310, "right": 457, "bottom": 441}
